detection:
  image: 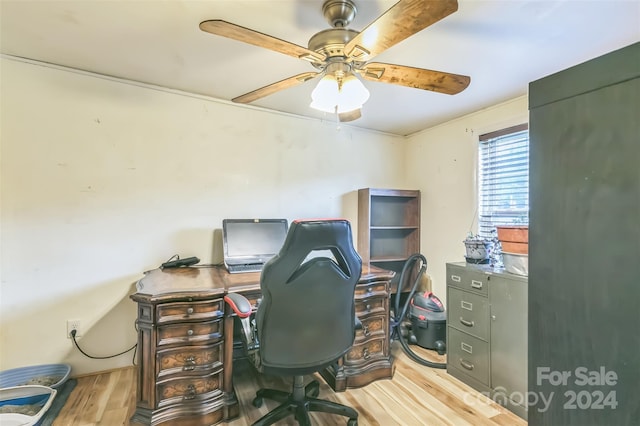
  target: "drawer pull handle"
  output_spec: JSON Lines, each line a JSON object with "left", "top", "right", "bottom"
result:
{"left": 363, "top": 348, "right": 371, "bottom": 360}
{"left": 183, "top": 356, "right": 196, "bottom": 371}
{"left": 363, "top": 325, "right": 370, "bottom": 337}
{"left": 459, "top": 318, "right": 474, "bottom": 327}
{"left": 461, "top": 342, "right": 473, "bottom": 354}
{"left": 365, "top": 304, "right": 371, "bottom": 312}
{"left": 451, "top": 275, "right": 461, "bottom": 282}
{"left": 367, "top": 286, "right": 373, "bottom": 294}
{"left": 183, "top": 384, "right": 197, "bottom": 400}
{"left": 187, "top": 329, "right": 194, "bottom": 336}
{"left": 461, "top": 301, "right": 473, "bottom": 311}
{"left": 471, "top": 280, "right": 483, "bottom": 289}
{"left": 460, "top": 360, "right": 475, "bottom": 371}
{"left": 186, "top": 307, "right": 194, "bottom": 315}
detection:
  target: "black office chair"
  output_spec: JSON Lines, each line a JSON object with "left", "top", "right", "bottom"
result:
{"left": 225, "top": 219, "right": 362, "bottom": 426}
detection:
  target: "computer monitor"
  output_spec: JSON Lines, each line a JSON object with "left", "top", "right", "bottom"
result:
{"left": 222, "top": 219, "right": 288, "bottom": 272}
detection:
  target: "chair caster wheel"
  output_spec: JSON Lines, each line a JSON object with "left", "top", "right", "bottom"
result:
{"left": 252, "top": 397, "right": 263, "bottom": 408}
{"left": 347, "top": 419, "right": 358, "bottom": 426}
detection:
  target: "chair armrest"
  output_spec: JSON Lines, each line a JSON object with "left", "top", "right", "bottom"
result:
{"left": 354, "top": 314, "right": 362, "bottom": 330}
{"left": 224, "top": 293, "right": 252, "bottom": 318}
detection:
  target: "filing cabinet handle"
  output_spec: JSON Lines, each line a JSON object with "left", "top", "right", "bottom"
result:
{"left": 363, "top": 348, "right": 371, "bottom": 360}
{"left": 460, "top": 360, "right": 475, "bottom": 371}
{"left": 186, "top": 307, "right": 194, "bottom": 315}
{"left": 187, "top": 329, "right": 194, "bottom": 336}
{"left": 451, "top": 275, "right": 461, "bottom": 282}
{"left": 471, "top": 280, "right": 483, "bottom": 289}
{"left": 363, "top": 325, "right": 370, "bottom": 337}
{"left": 183, "top": 384, "right": 197, "bottom": 400}
{"left": 459, "top": 318, "right": 475, "bottom": 327}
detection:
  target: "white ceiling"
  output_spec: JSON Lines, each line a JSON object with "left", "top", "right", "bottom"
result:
{"left": 1, "top": 0, "right": 639, "bottom": 136}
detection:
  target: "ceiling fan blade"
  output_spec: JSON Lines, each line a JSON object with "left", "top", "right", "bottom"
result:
{"left": 200, "top": 20, "right": 326, "bottom": 63}
{"left": 359, "top": 62, "right": 470, "bottom": 95}
{"left": 339, "top": 108, "right": 362, "bottom": 122}
{"left": 344, "top": 0, "right": 458, "bottom": 61}
{"left": 232, "top": 72, "right": 320, "bottom": 104}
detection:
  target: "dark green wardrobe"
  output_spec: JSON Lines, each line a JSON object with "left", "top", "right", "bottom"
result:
{"left": 528, "top": 42, "right": 640, "bottom": 425}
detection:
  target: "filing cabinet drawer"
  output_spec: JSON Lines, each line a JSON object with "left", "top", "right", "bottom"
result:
{"left": 446, "top": 264, "right": 489, "bottom": 297}
{"left": 157, "top": 319, "right": 223, "bottom": 346}
{"left": 157, "top": 300, "right": 224, "bottom": 324}
{"left": 157, "top": 342, "right": 223, "bottom": 379}
{"left": 156, "top": 368, "right": 223, "bottom": 408}
{"left": 448, "top": 327, "right": 490, "bottom": 386}
{"left": 447, "top": 287, "right": 489, "bottom": 340}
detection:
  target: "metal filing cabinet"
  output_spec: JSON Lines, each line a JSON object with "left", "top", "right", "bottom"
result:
{"left": 446, "top": 262, "right": 528, "bottom": 420}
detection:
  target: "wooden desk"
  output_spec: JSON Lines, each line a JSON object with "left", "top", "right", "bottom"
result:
{"left": 130, "top": 264, "right": 395, "bottom": 426}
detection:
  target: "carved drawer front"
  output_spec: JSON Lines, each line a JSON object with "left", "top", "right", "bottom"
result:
{"left": 344, "top": 336, "right": 387, "bottom": 365}
{"left": 354, "top": 281, "right": 388, "bottom": 300}
{"left": 157, "top": 319, "right": 223, "bottom": 347}
{"left": 156, "top": 368, "right": 223, "bottom": 409}
{"left": 355, "top": 315, "right": 386, "bottom": 343}
{"left": 157, "top": 342, "right": 223, "bottom": 379}
{"left": 157, "top": 300, "right": 224, "bottom": 324}
{"left": 355, "top": 297, "right": 385, "bottom": 317}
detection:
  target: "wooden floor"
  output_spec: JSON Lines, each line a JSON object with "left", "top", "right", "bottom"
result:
{"left": 54, "top": 342, "right": 526, "bottom": 425}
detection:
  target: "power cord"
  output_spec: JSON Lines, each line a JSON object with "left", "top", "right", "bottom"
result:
{"left": 70, "top": 328, "right": 137, "bottom": 364}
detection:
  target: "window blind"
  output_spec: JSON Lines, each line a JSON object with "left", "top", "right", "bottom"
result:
{"left": 478, "top": 124, "right": 529, "bottom": 238}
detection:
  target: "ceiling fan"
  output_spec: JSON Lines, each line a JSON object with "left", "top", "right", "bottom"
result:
{"left": 200, "top": 0, "right": 470, "bottom": 122}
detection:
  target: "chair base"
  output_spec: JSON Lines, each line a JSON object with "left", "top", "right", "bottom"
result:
{"left": 252, "top": 376, "right": 358, "bottom": 426}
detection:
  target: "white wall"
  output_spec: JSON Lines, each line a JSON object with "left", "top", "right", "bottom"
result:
{"left": 0, "top": 57, "right": 406, "bottom": 375}
{"left": 405, "top": 96, "right": 529, "bottom": 303}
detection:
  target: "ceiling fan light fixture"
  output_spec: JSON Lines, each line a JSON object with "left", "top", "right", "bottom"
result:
{"left": 310, "top": 72, "right": 369, "bottom": 114}
{"left": 338, "top": 74, "right": 369, "bottom": 111}
{"left": 311, "top": 74, "right": 339, "bottom": 108}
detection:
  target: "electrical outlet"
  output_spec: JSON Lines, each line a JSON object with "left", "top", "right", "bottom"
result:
{"left": 67, "top": 319, "right": 82, "bottom": 339}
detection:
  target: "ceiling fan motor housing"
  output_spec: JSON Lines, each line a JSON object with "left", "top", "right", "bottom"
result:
{"left": 308, "top": 28, "right": 359, "bottom": 66}
{"left": 322, "top": 0, "right": 357, "bottom": 28}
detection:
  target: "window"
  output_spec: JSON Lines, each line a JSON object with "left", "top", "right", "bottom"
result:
{"left": 478, "top": 124, "right": 529, "bottom": 238}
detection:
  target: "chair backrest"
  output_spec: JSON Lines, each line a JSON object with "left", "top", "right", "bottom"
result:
{"left": 256, "top": 219, "right": 362, "bottom": 375}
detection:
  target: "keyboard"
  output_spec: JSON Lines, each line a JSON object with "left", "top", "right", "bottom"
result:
{"left": 227, "top": 263, "right": 263, "bottom": 274}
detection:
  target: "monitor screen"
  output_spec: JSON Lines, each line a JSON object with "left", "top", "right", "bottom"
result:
{"left": 223, "top": 219, "right": 288, "bottom": 258}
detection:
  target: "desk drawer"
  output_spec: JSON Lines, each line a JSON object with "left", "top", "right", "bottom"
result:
{"left": 354, "top": 281, "right": 388, "bottom": 300}
{"left": 447, "top": 265, "right": 489, "bottom": 297}
{"left": 355, "top": 315, "right": 386, "bottom": 342}
{"left": 447, "top": 287, "right": 489, "bottom": 340}
{"left": 157, "top": 342, "right": 223, "bottom": 379}
{"left": 157, "top": 300, "right": 224, "bottom": 324}
{"left": 344, "top": 336, "right": 387, "bottom": 365}
{"left": 157, "top": 319, "right": 223, "bottom": 346}
{"left": 355, "top": 297, "right": 386, "bottom": 317}
{"left": 447, "top": 327, "right": 489, "bottom": 386}
{"left": 156, "top": 368, "right": 223, "bottom": 409}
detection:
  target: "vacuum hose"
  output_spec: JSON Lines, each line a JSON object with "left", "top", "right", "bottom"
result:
{"left": 390, "top": 253, "right": 447, "bottom": 369}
